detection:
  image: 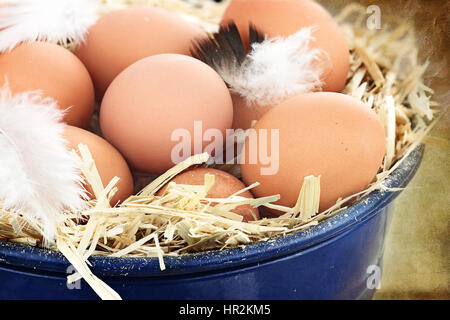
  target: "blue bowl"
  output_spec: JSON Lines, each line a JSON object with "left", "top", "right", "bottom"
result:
{"left": 0, "top": 146, "right": 424, "bottom": 300}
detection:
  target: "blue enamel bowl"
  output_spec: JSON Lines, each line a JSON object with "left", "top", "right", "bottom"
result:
{"left": 0, "top": 146, "right": 424, "bottom": 300}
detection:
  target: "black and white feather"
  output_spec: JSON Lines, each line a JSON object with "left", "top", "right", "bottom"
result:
{"left": 191, "top": 23, "right": 265, "bottom": 84}
{"left": 0, "top": 83, "right": 87, "bottom": 243}
{"left": 0, "top": 0, "right": 99, "bottom": 53}
{"left": 192, "top": 23, "right": 327, "bottom": 107}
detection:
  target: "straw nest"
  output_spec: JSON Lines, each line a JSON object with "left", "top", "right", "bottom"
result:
{"left": 0, "top": 0, "right": 440, "bottom": 299}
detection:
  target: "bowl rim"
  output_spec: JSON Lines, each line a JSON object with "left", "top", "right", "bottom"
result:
{"left": 0, "top": 146, "right": 424, "bottom": 277}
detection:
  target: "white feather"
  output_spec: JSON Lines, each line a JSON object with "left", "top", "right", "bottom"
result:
{"left": 0, "top": 0, "right": 99, "bottom": 53}
{"left": 219, "top": 27, "right": 328, "bottom": 107}
{"left": 0, "top": 83, "right": 87, "bottom": 243}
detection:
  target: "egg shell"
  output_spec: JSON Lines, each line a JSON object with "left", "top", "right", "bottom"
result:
{"left": 157, "top": 168, "right": 259, "bottom": 221}
{"left": 0, "top": 42, "right": 95, "bottom": 128}
{"left": 221, "top": 0, "right": 349, "bottom": 92}
{"left": 76, "top": 6, "right": 205, "bottom": 98}
{"left": 240, "top": 92, "right": 386, "bottom": 214}
{"left": 100, "top": 54, "right": 233, "bottom": 174}
{"left": 63, "top": 125, "right": 134, "bottom": 205}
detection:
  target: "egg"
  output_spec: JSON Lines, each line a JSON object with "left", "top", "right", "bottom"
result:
{"left": 157, "top": 168, "right": 259, "bottom": 221}
{"left": 76, "top": 6, "right": 205, "bottom": 98}
{"left": 0, "top": 42, "right": 95, "bottom": 128}
{"left": 100, "top": 54, "right": 233, "bottom": 174}
{"left": 221, "top": 0, "right": 349, "bottom": 93}
{"left": 63, "top": 125, "right": 134, "bottom": 205}
{"left": 240, "top": 92, "right": 386, "bottom": 214}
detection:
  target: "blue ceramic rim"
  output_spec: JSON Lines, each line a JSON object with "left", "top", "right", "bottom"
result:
{"left": 0, "top": 146, "right": 424, "bottom": 278}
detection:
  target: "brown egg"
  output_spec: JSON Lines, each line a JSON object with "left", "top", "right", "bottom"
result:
{"left": 157, "top": 168, "right": 259, "bottom": 221}
{"left": 0, "top": 42, "right": 95, "bottom": 128}
{"left": 221, "top": 0, "right": 349, "bottom": 93}
{"left": 63, "top": 126, "right": 134, "bottom": 205}
{"left": 240, "top": 92, "right": 386, "bottom": 214}
{"left": 76, "top": 6, "right": 205, "bottom": 98}
{"left": 100, "top": 54, "right": 233, "bottom": 174}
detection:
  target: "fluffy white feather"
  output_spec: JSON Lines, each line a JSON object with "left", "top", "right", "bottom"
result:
{"left": 0, "top": 83, "right": 87, "bottom": 243}
{"left": 0, "top": 0, "right": 99, "bottom": 53}
{"left": 220, "top": 27, "right": 328, "bottom": 107}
